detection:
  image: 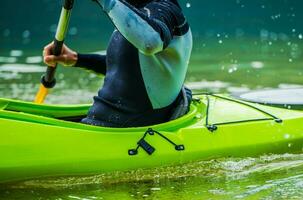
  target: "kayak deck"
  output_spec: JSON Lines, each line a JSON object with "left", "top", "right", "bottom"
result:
{"left": 0, "top": 94, "right": 303, "bottom": 183}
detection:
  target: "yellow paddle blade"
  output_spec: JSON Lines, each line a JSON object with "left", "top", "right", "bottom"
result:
{"left": 34, "top": 84, "right": 49, "bottom": 104}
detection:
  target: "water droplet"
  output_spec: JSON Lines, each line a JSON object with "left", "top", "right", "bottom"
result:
{"left": 299, "top": 34, "right": 303, "bottom": 39}
{"left": 186, "top": 2, "right": 191, "bottom": 8}
{"left": 22, "top": 30, "right": 30, "bottom": 38}
{"left": 284, "top": 134, "right": 290, "bottom": 139}
{"left": 271, "top": 14, "right": 281, "bottom": 20}
{"left": 195, "top": 114, "right": 202, "bottom": 119}
{"left": 251, "top": 61, "right": 264, "bottom": 69}
{"left": 218, "top": 40, "right": 223, "bottom": 44}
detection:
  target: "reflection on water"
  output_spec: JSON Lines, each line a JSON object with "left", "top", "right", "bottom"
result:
{"left": 0, "top": 63, "right": 102, "bottom": 104}
{"left": 1, "top": 154, "right": 303, "bottom": 199}
{"left": 0, "top": 39, "right": 302, "bottom": 104}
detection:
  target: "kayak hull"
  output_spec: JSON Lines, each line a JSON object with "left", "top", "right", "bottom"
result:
{"left": 1, "top": 95, "right": 303, "bottom": 183}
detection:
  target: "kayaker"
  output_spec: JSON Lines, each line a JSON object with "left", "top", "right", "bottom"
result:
{"left": 43, "top": 0, "right": 193, "bottom": 127}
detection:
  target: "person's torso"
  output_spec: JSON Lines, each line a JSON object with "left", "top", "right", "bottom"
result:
{"left": 100, "top": 28, "right": 192, "bottom": 109}
{"left": 87, "top": 1, "right": 193, "bottom": 127}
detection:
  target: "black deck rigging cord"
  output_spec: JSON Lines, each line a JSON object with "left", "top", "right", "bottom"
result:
{"left": 194, "top": 92, "right": 283, "bottom": 132}
{"left": 128, "top": 128, "right": 185, "bottom": 156}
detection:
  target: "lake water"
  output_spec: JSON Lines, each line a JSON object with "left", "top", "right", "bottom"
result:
{"left": 0, "top": 0, "right": 303, "bottom": 199}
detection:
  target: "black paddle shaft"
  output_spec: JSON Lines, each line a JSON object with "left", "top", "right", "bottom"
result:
{"left": 41, "top": 0, "right": 74, "bottom": 88}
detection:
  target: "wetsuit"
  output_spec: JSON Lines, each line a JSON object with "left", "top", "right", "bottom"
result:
{"left": 74, "top": 0, "right": 192, "bottom": 127}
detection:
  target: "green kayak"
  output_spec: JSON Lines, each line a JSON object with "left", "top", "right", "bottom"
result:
{"left": 0, "top": 93, "right": 303, "bottom": 183}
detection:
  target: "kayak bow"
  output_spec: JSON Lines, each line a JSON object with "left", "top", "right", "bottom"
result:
{"left": 1, "top": 93, "right": 303, "bottom": 183}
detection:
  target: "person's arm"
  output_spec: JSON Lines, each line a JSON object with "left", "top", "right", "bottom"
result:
{"left": 99, "top": 0, "right": 182, "bottom": 55}
{"left": 43, "top": 43, "right": 107, "bottom": 75}
{"left": 74, "top": 53, "right": 107, "bottom": 75}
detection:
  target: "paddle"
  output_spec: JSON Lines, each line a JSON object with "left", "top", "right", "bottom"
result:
{"left": 34, "top": 0, "right": 74, "bottom": 104}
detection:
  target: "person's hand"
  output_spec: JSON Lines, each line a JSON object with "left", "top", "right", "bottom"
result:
{"left": 43, "top": 42, "right": 78, "bottom": 67}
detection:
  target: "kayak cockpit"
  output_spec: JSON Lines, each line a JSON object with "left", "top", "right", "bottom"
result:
{"left": 0, "top": 97, "right": 204, "bottom": 131}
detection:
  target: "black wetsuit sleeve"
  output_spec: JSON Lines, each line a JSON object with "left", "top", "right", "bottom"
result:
{"left": 136, "top": 1, "right": 182, "bottom": 48}
{"left": 74, "top": 53, "right": 107, "bottom": 75}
